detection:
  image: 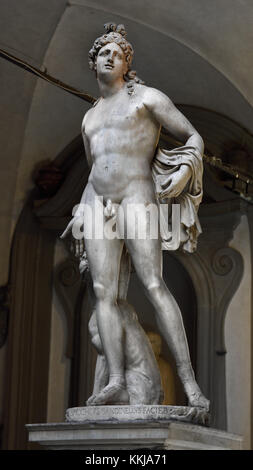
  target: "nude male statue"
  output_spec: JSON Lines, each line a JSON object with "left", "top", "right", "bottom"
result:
{"left": 62, "top": 23, "right": 209, "bottom": 410}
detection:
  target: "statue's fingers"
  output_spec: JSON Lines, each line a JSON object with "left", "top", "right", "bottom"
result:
{"left": 60, "top": 218, "right": 75, "bottom": 239}
{"left": 76, "top": 240, "right": 81, "bottom": 258}
{"left": 167, "top": 186, "right": 180, "bottom": 198}
{"left": 160, "top": 188, "right": 171, "bottom": 198}
{"left": 78, "top": 240, "right": 82, "bottom": 258}
{"left": 161, "top": 176, "right": 172, "bottom": 189}
{"left": 60, "top": 226, "right": 69, "bottom": 239}
{"left": 160, "top": 184, "right": 179, "bottom": 198}
{"left": 165, "top": 188, "right": 175, "bottom": 197}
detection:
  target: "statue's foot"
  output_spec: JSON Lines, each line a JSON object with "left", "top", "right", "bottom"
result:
{"left": 86, "top": 383, "right": 129, "bottom": 406}
{"left": 178, "top": 363, "right": 210, "bottom": 411}
{"left": 188, "top": 390, "right": 210, "bottom": 411}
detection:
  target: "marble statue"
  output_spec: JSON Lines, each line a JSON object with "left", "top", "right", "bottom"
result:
{"left": 61, "top": 23, "right": 209, "bottom": 412}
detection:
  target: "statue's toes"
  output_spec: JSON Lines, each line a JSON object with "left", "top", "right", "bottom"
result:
{"left": 86, "top": 394, "right": 96, "bottom": 406}
{"left": 199, "top": 396, "right": 210, "bottom": 411}
{"left": 189, "top": 392, "right": 210, "bottom": 411}
{"left": 87, "top": 384, "right": 127, "bottom": 406}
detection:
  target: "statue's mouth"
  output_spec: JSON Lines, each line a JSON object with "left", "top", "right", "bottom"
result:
{"left": 105, "top": 64, "right": 114, "bottom": 69}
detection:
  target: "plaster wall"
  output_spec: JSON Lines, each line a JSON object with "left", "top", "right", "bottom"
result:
{"left": 0, "top": 0, "right": 67, "bottom": 429}
{"left": 225, "top": 214, "right": 252, "bottom": 449}
{"left": 0, "top": 1, "right": 67, "bottom": 286}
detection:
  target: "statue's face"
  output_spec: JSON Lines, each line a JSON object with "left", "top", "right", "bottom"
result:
{"left": 96, "top": 42, "right": 128, "bottom": 81}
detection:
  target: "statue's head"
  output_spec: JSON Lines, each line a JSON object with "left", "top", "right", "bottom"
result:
{"left": 89, "top": 23, "right": 133, "bottom": 73}
{"left": 88, "top": 23, "right": 144, "bottom": 93}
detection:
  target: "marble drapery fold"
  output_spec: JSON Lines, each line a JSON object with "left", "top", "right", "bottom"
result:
{"left": 151, "top": 145, "right": 203, "bottom": 253}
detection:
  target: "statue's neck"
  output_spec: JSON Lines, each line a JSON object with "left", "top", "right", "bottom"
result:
{"left": 97, "top": 77, "right": 126, "bottom": 98}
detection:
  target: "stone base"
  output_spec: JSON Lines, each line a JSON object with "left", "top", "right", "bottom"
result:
{"left": 66, "top": 405, "right": 210, "bottom": 426}
{"left": 26, "top": 421, "right": 243, "bottom": 450}
{"left": 26, "top": 406, "right": 243, "bottom": 450}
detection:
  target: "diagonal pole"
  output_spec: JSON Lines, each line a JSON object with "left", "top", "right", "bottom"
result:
{"left": 0, "top": 47, "right": 96, "bottom": 104}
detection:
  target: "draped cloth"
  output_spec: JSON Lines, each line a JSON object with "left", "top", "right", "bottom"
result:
{"left": 151, "top": 145, "right": 203, "bottom": 253}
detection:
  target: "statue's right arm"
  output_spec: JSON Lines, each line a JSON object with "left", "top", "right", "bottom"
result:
{"left": 82, "top": 131, "right": 93, "bottom": 170}
{"left": 75, "top": 112, "right": 93, "bottom": 209}
{"left": 60, "top": 113, "right": 92, "bottom": 240}
{"left": 81, "top": 111, "right": 93, "bottom": 170}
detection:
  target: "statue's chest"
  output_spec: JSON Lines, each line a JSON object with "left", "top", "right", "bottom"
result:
{"left": 87, "top": 99, "right": 146, "bottom": 136}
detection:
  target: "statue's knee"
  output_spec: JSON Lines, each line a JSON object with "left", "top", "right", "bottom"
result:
{"left": 88, "top": 310, "right": 98, "bottom": 335}
{"left": 145, "top": 276, "right": 163, "bottom": 293}
{"left": 93, "top": 281, "right": 116, "bottom": 303}
{"left": 93, "top": 282, "right": 106, "bottom": 300}
{"left": 91, "top": 333, "right": 103, "bottom": 354}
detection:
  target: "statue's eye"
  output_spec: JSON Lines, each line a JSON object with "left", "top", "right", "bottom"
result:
{"left": 99, "top": 50, "right": 109, "bottom": 56}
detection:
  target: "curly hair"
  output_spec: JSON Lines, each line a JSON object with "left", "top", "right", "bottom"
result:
{"left": 88, "top": 23, "right": 144, "bottom": 95}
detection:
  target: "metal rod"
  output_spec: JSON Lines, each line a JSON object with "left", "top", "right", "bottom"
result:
{"left": 0, "top": 47, "right": 96, "bottom": 104}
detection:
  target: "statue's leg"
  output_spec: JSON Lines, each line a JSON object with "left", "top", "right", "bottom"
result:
{"left": 83, "top": 184, "right": 126, "bottom": 405}
{"left": 88, "top": 309, "right": 109, "bottom": 395}
{"left": 117, "top": 246, "right": 163, "bottom": 405}
{"left": 92, "top": 355, "right": 109, "bottom": 395}
{"left": 87, "top": 303, "right": 129, "bottom": 404}
{"left": 122, "top": 197, "right": 209, "bottom": 411}
{"left": 117, "top": 244, "right": 131, "bottom": 300}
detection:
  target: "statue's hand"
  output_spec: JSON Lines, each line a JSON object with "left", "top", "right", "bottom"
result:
{"left": 71, "top": 238, "right": 85, "bottom": 258}
{"left": 60, "top": 217, "right": 76, "bottom": 239}
{"left": 60, "top": 216, "right": 85, "bottom": 258}
{"left": 159, "top": 164, "right": 191, "bottom": 199}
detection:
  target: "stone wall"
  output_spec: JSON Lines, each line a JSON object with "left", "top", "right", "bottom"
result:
{"left": 225, "top": 215, "right": 252, "bottom": 449}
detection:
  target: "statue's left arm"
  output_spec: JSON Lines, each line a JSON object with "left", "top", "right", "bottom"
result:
{"left": 144, "top": 87, "right": 204, "bottom": 198}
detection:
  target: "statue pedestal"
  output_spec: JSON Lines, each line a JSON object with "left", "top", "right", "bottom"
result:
{"left": 26, "top": 405, "right": 243, "bottom": 450}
